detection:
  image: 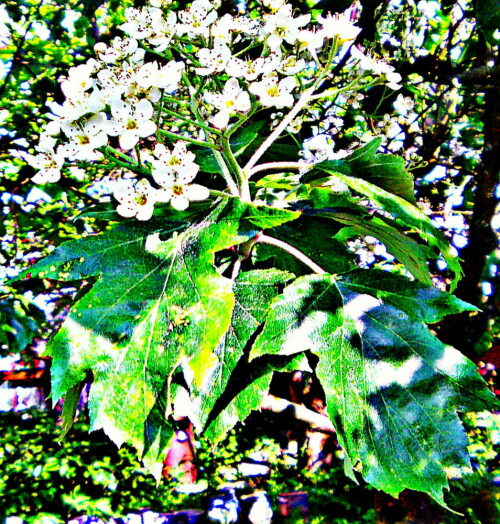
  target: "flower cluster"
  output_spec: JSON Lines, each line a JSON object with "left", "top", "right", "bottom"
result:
{"left": 23, "top": 0, "right": 404, "bottom": 220}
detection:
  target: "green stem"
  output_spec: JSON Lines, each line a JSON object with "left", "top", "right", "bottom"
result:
{"left": 157, "top": 129, "right": 219, "bottom": 149}
{"left": 161, "top": 106, "right": 221, "bottom": 136}
{"left": 249, "top": 161, "right": 304, "bottom": 177}
{"left": 243, "top": 83, "right": 320, "bottom": 175}
{"left": 212, "top": 149, "right": 240, "bottom": 197}
{"left": 257, "top": 234, "right": 326, "bottom": 275}
{"left": 221, "top": 136, "right": 250, "bottom": 201}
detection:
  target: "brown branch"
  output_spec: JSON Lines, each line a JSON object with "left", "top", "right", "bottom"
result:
{"left": 261, "top": 394, "right": 336, "bottom": 434}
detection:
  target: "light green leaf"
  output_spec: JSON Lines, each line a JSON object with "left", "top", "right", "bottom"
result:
{"left": 23, "top": 199, "right": 300, "bottom": 472}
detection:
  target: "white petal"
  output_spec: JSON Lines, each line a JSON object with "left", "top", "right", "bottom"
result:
{"left": 135, "top": 203, "right": 155, "bottom": 221}
{"left": 211, "top": 110, "right": 230, "bottom": 129}
{"left": 119, "top": 130, "right": 139, "bottom": 150}
{"left": 184, "top": 183, "right": 210, "bottom": 201}
{"left": 116, "top": 203, "right": 137, "bottom": 217}
{"left": 135, "top": 98, "right": 154, "bottom": 121}
{"left": 138, "top": 119, "right": 157, "bottom": 138}
{"left": 171, "top": 195, "right": 190, "bottom": 211}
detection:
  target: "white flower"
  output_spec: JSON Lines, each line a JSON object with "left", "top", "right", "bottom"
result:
{"left": 204, "top": 78, "right": 251, "bottom": 129}
{"left": 60, "top": 112, "right": 109, "bottom": 160}
{"left": 278, "top": 55, "right": 306, "bottom": 76}
{"left": 151, "top": 142, "right": 199, "bottom": 181}
{"left": 177, "top": 0, "right": 217, "bottom": 39}
{"left": 157, "top": 180, "right": 210, "bottom": 211}
{"left": 318, "top": 13, "right": 361, "bottom": 42}
{"left": 48, "top": 87, "right": 105, "bottom": 123}
{"left": 151, "top": 142, "right": 208, "bottom": 210}
{"left": 94, "top": 37, "right": 145, "bottom": 64}
{"left": 108, "top": 99, "right": 157, "bottom": 150}
{"left": 249, "top": 73, "right": 296, "bottom": 109}
{"left": 297, "top": 29, "right": 324, "bottom": 61}
{"left": 113, "top": 178, "right": 157, "bottom": 220}
{"left": 195, "top": 38, "right": 232, "bottom": 75}
{"left": 60, "top": 61, "right": 99, "bottom": 100}
{"left": 261, "top": 5, "right": 311, "bottom": 49}
{"left": 148, "top": 10, "right": 177, "bottom": 52}
{"left": 136, "top": 60, "right": 184, "bottom": 93}
{"left": 211, "top": 13, "right": 236, "bottom": 40}
{"left": 225, "top": 53, "right": 279, "bottom": 81}
{"left": 25, "top": 138, "right": 66, "bottom": 184}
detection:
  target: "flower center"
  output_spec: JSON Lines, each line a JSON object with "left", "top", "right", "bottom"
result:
{"left": 172, "top": 184, "right": 184, "bottom": 196}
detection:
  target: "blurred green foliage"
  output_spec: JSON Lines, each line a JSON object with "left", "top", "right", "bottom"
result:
{"left": 1, "top": 408, "right": 498, "bottom": 523}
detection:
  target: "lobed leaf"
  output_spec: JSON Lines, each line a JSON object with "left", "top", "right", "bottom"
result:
{"left": 247, "top": 274, "right": 499, "bottom": 506}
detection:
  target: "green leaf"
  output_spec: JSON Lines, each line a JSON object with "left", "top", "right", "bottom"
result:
{"left": 195, "top": 269, "right": 294, "bottom": 440}
{"left": 305, "top": 139, "right": 415, "bottom": 203}
{"left": 348, "top": 137, "right": 383, "bottom": 163}
{"left": 309, "top": 169, "right": 462, "bottom": 289}
{"left": 230, "top": 120, "right": 267, "bottom": 157}
{"left": 338, "top": 269, "right": 478, "bottom": 323}
{"left": 249, "top": 275, "right": 346, "bottom": 360}
{"left": 255, "top": 216, "right": 356, "bottom": 276}
{"left": 332, "top": 211, "right": 435, "bottom": 285}
{"left": 248, "top": 274, "right": 499, "bottom": 505}
{"left": 475, "top": 0, "right": 500, "bottom": 45}
{"left": 23, "top": 199, "right": 299, "bottom": 471}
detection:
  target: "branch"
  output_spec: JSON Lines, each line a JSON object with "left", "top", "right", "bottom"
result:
{"left": 261, "top": 394, "right": 336, "bottom": 434}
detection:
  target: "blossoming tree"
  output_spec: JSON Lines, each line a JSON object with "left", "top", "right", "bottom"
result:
{"left": 12, "top": 0, "right": 499, "bottom": 508}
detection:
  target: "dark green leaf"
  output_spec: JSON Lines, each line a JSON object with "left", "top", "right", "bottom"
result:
{"left": 308, "top": 171, "right": 462, "bottom": 289}
{"left": 338, "top": 269, "right": 478, "bottom": 323}
{"left": 248, "top": 274, "right": 498, "bottom": 505}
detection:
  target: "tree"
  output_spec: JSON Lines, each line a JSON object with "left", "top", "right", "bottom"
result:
{"left": 2, "top": 0, "right": 499, "bottom": 511}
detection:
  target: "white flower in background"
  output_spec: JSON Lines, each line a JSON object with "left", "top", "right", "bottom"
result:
{"left": 60, "top": 60, "right": 99, "bottom": 99}
{"left": 196, "top": 38, "right": 232, "bottom": 75}
{"left": 60, "top": 112, "right": 109, "bottom": 160}
{"left": 177, "top": 0, "right": 217, "bottom": 39}
{"left": 318, "top": 13, "right": 361, "bottom": 42}
{"left": 205, "top": 77, "right": 251, "bottom": 129}
{"left": 249, "top": 73, "right": 296, "bottom": 109}
{"left": 262, "top": 0, "right": 288, "bottom": 11}
{"left": 108, "top": 98, "right": 157, "bottom": 150}
{"left": 302, "top": 133, "right": 336, "bottom": 163}
{"left": 350, "top": 47, "right": 402, "bottom": 90}
{"left": 94, "top": 37, "right": 145, "bottom": 64}
{"left": 261, "top": 4, "right": 311, "bottom": 49}
{"left": 393, "top": 94, "right": 415, "bottom": 116}
{"left": 151, "top": 142, "right": 209, "bottom": 211}
{"left": 225, "top": 53, "right": 279, "bottom": 81}
{"left": 113, "top": 178, "right": 157, "bottom": 220}
{"left": 24, "top": 138, "right": 66, "bottom": 184}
